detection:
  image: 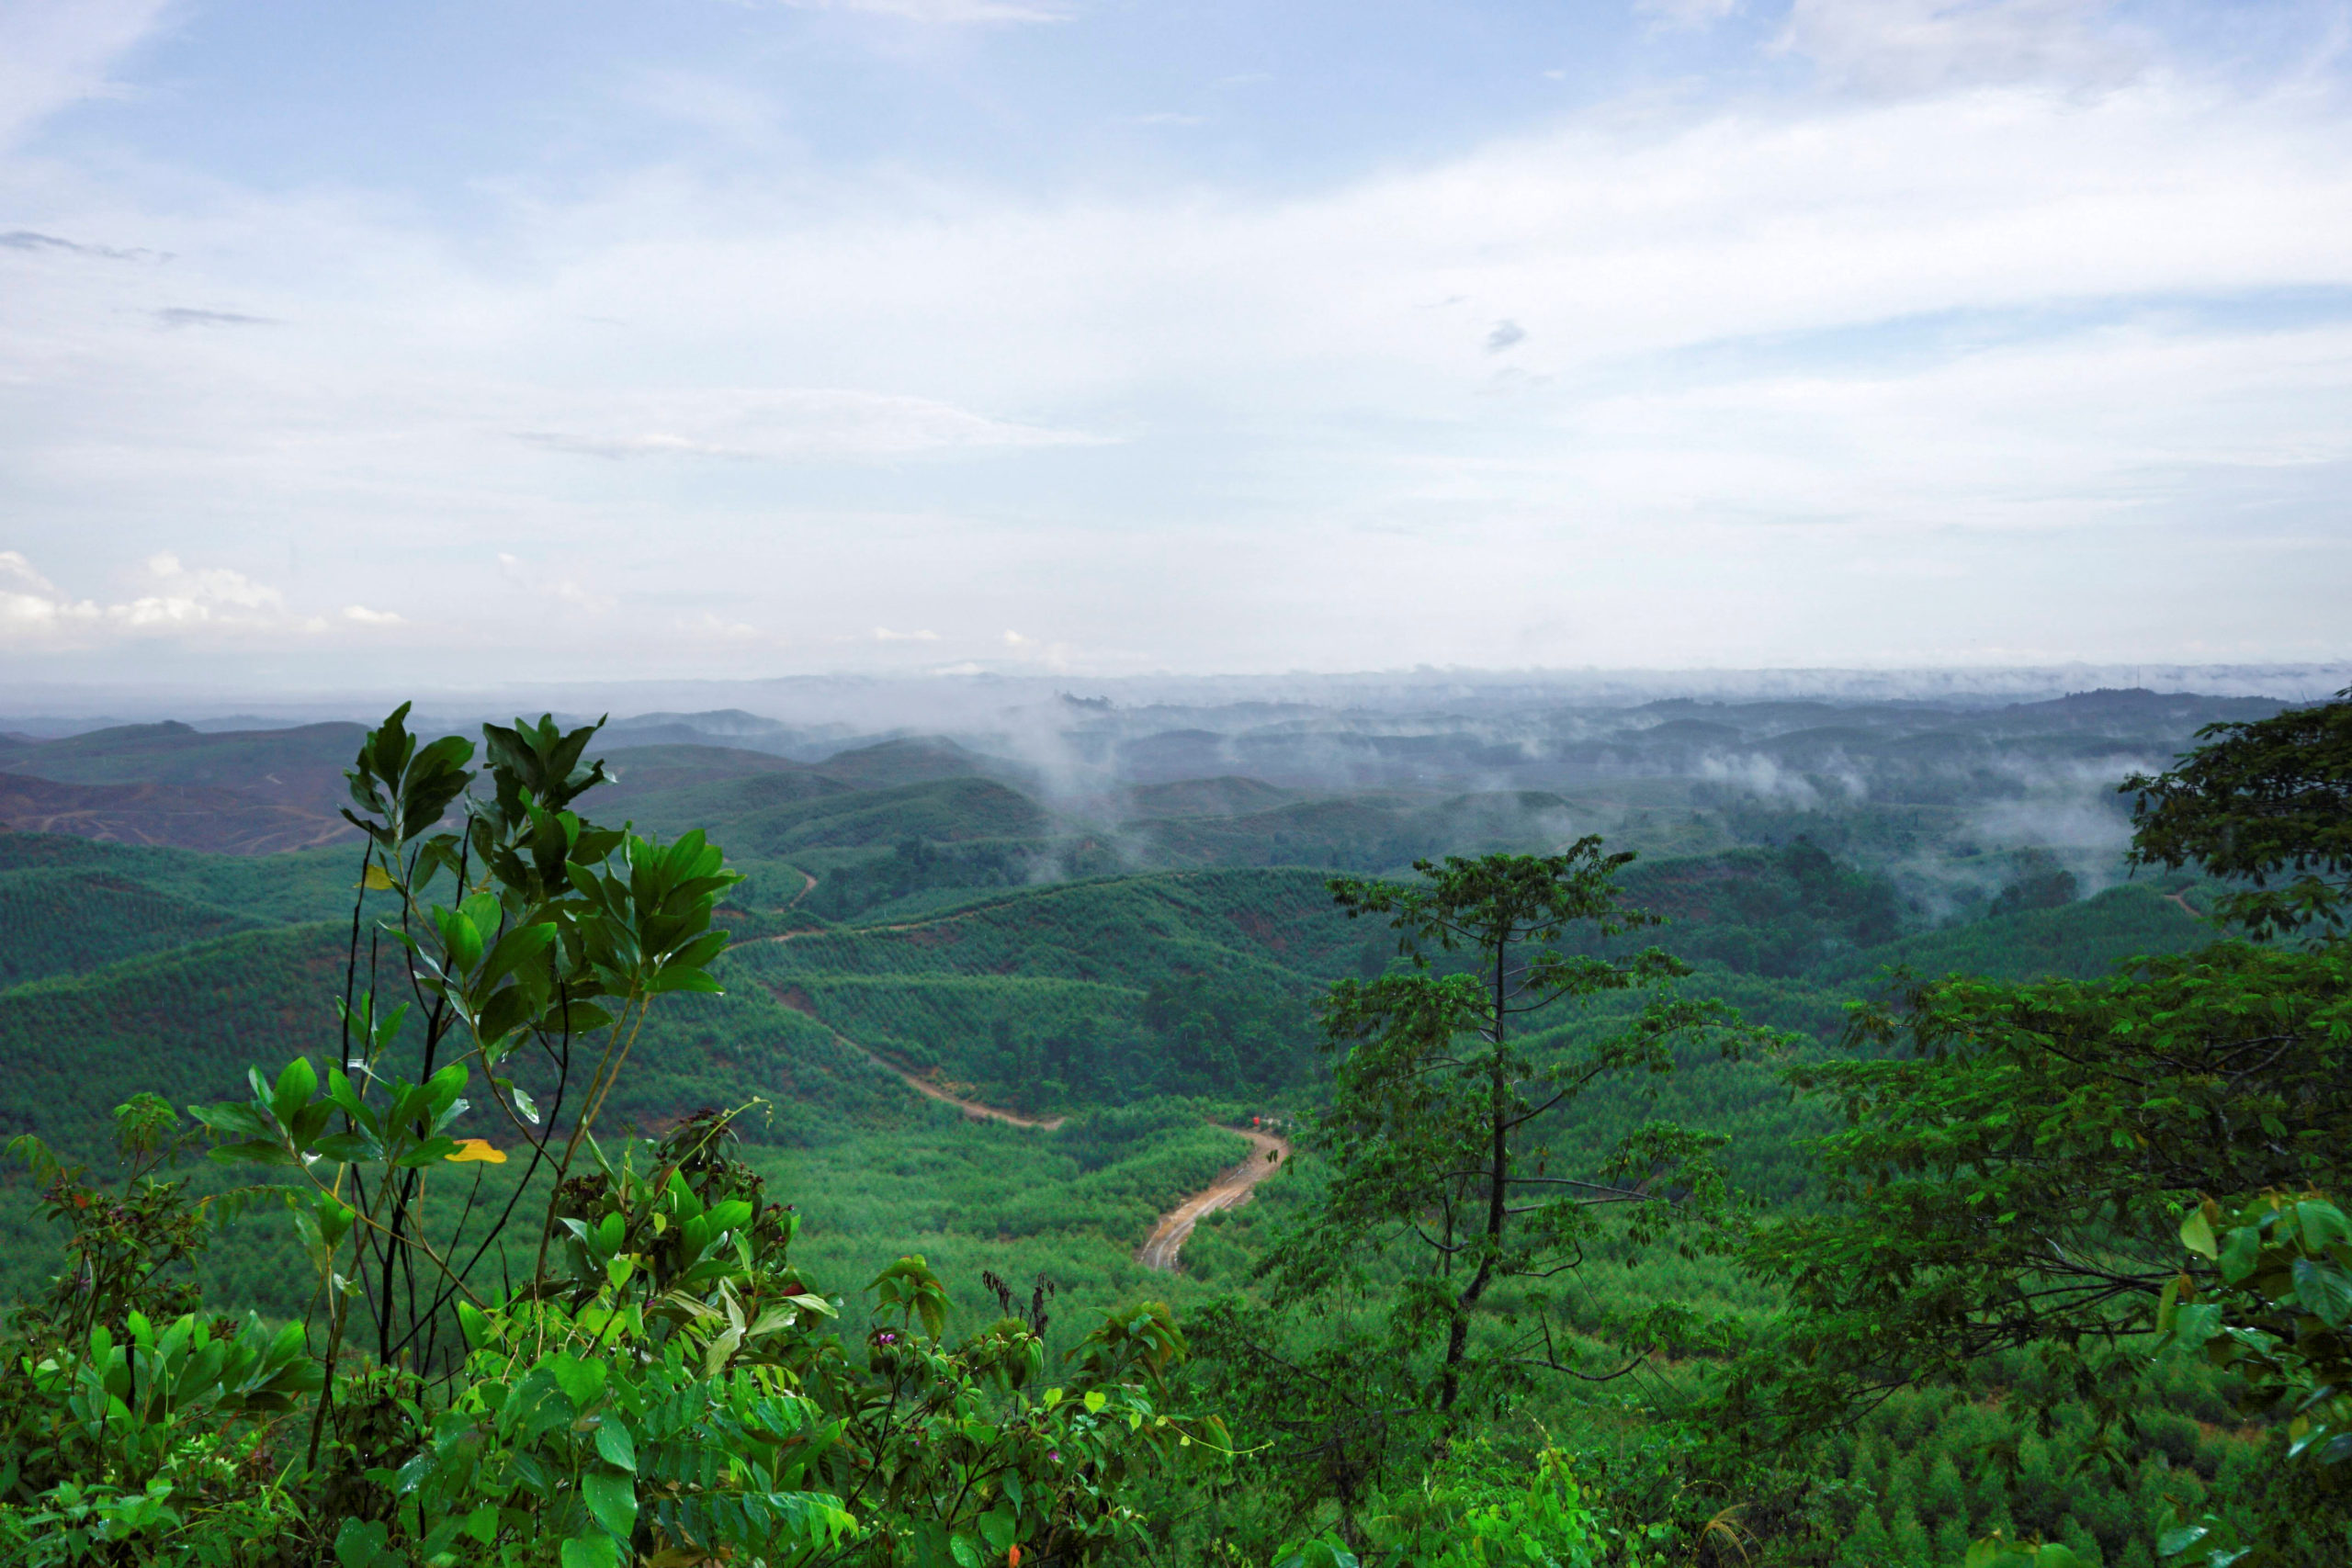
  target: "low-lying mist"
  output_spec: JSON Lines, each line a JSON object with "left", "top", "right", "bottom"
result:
{"left": 3, "top": 669, "right": 2327, "bottom": 934}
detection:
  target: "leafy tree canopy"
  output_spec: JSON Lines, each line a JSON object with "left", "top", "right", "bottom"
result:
{"left": 1731, "top": 940, "right": 2352, "bottom": 1438}
{"left": 2123, "top": 688, "right": 2352, "bottom": 941}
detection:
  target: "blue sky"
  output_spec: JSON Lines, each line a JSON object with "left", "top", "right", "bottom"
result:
{"left": 4, "top": 0, "right": 2350, "bottom": 687}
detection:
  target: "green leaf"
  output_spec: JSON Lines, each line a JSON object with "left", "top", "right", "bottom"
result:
{"left": 2292, "top": 1256, "right": 2352, "bottom": 1327}
{"left": 334, "top": 1518, "right": 390, "bottom": 1568}
{"left": 538, "top": 1000, "right": 616, "bottom": 1038}
{"left": 978, "top": 1506, "right": 1015, "bottom": 1553}
{"left": 2295, "top": 1200, "right": 2351, "bottom": 1253}
{"left": 423, "top": 1060, "right": 469, "bottom": 1115}
{"left": 560, "top": 1537, "right": 617, "bottom": 1568}
{"left": 594, "top": 1418, "right": 638, "bottom": 1475}
{"left": 582, "top": 1467, "right": 638, "bottom": 1541}
{"left": 432, "top": 904, "right": 486, "bottom": 975}
{"left": 325, "top": 1070, "right": 372, "bottom": 1124}
{"left": 2180, "top": 1206, "right": 2218, "bottom": 1260}
{"left": 311, "top": 1132, "right": 382, "bottom": 1164}
{"left": 547, "top": 1353, "right": 606, "bottom": 1412}
{"left": 948, "top": 1532, "right": 982, "bottom": 1568}
{"left": 2219, "top": 1223, "right": 2263, "bottom": 1285}
{"left": 475, "top": 985, "right": 539, "bottom": 1052}
{"left": 647, "top": 967, "right": 726, "bottom": 996}
{"left": 456, "top": 1301, "right": 489, "bottom": 1351}
{"left": 477, "top": 921, "right": 556, "bottom": 994}
{"left": 390, "top": 1136, "right": 461, "bottom": 1168}
{"left": 272, "top": 1057, "right": 318, "bottom": 1127}
{"left": 312, "top": 1192, "right": 355, "bottom": 1251}
{"left": 461, "top": 889, "right": 502, "bottom": 940}
{"left": 192, "top": 1101, "right": 278, "bottom": 1144}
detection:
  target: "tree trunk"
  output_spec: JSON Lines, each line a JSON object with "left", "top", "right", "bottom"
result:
{"left": 1439, "top": 935, "right": 1514, "bottom": 1416}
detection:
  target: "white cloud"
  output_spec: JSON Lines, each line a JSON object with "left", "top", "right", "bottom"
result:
{"left": 0, "top": 551, "right": 62, "bottom": 596}
{"left": 0, "top": 0, "right": 172, "bottom": 150}
{"left": 684, "top": 612, "right": 763, "bottom": 638}
{"left": 0, "top": 551, "right": 340, "bottom": 643}
{"left": 107, "top": 553, "right": 302, "bottom": 632}
{"left": 3, "top": 13, "right": 2350, "bottom": 679}
{"left": 510, "top": 389, "right": 1100, "bottom": 462}
{"left": 1777, "top": 0, "right": 2148, "bottom": 96}
{"left": 497, "top": 554, "right": 616, "bottom": 615}
{"left": 342, "top": 604, "right": 404, "bottom": 626}
{"left": 998, "top": 628, "right": 1075, "bottom": 670}
{"left": 0, "top": 549, "right": 101, "bottom": 635}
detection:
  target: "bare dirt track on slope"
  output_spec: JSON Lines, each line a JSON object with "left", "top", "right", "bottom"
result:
{"left": 756, "top": 979, "right": 1065, "bottom": 1129}
{"left": 739, "top": 910, "right": 950, "bottom": 947}
{"left": 1136, "top": 1131, "right": 1290, "bottom": 1272}
{"left": 865, "top": 1050, "right": 1066, "bottom": 1130}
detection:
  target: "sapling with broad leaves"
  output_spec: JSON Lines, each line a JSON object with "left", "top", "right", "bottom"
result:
{"left": 191, "top": 706, "right": 743, "bottom": 1450}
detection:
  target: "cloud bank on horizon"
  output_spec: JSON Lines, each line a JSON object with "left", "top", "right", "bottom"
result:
{"left": 2, "top": 0, "right": 2347, "bottom": 687}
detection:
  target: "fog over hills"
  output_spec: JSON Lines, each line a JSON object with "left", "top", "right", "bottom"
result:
{"left": 6, "top": 668, "right": 2334, "bottom": 924}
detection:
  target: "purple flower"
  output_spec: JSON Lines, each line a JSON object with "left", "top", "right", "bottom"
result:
{"left": 1048, "top": 1450, "right": 1060, "bottom": 1463}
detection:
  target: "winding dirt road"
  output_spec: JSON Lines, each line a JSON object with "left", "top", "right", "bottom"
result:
{"left": 738, "top": 940, "right": 1285, "bottom": 1271}
{"left": 1136, "top": 1130, "right": 1290, "bottom": 1272}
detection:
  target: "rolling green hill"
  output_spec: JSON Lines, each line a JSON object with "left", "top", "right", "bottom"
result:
{"left": 0, "top": 865, "right": 264, "bottom": 988}
{"left": 1808, "top": 881, "right": 2211, "bottom": 986}
{"left": 0, "top": 719, "right": 368, "bottom": 795}
{"left": 0, "top": 829, "right": 353, "bottom": 923}
{"left": 594, "top": 745, "right": 851, "bottom": 836}
{"left": 730, "top": 775, "right": 1049, "bottom": 855}
{"left": 809, "top": 736, "right": 1026, "bottom": 789}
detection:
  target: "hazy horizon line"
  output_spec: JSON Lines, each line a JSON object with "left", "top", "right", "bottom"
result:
{"left": 5, "top": 659, "right": 2346, "bottom": 739}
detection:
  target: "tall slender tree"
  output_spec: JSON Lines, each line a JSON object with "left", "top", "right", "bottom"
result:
{"left": 1268, "top": 844, "right": 1768, "bottom": 1417}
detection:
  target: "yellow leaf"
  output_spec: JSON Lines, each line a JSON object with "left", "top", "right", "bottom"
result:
{"left": 362, "top": 864, "right": 398, "bottom": 891}
{"left": 446, "top": 1139, "right": 507, "bottom": 1165}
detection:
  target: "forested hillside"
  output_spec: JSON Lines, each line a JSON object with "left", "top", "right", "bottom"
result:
{"left": 0, "top": 688, "right": 2326, "bottom": 1567}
